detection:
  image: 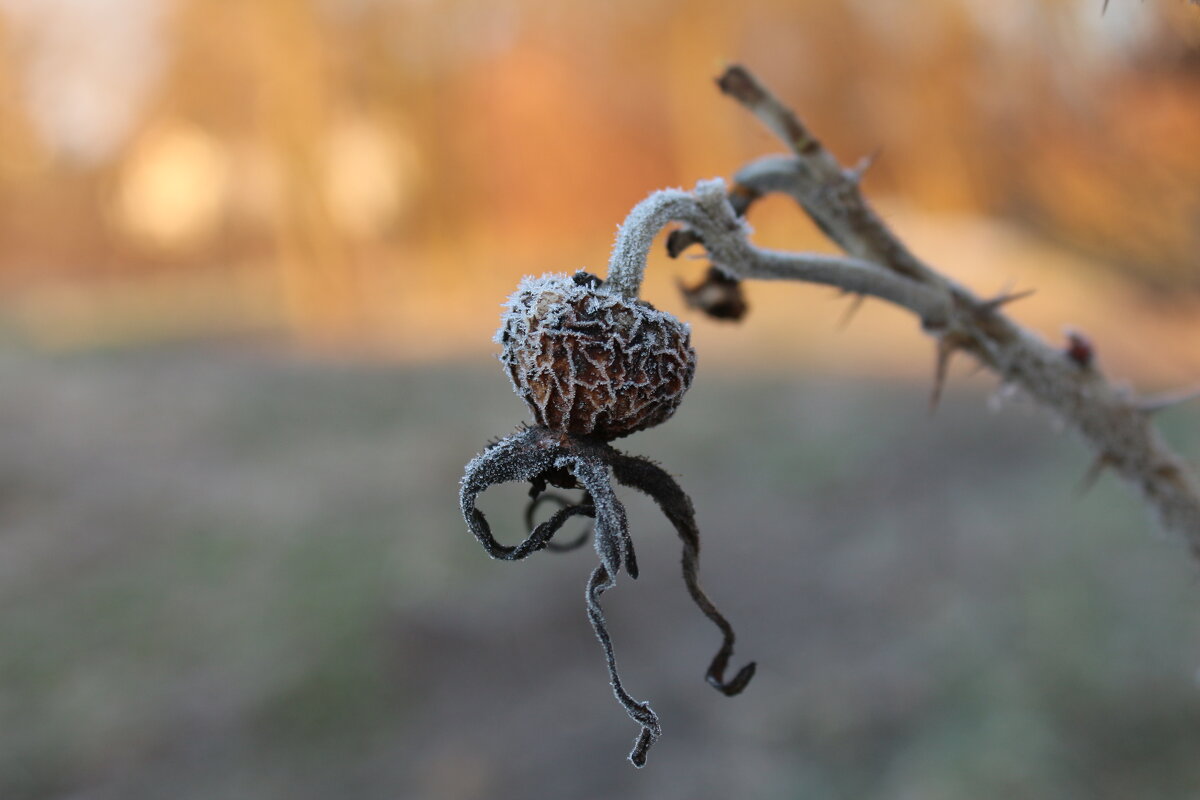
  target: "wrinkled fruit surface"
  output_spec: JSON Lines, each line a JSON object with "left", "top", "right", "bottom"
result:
{"left": 497, "top": 271, "right": 696, "bottom": 440}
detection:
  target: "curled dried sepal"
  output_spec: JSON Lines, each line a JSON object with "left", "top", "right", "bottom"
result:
{"left": 611, "top": 453, "right": 757, "bottom": 696}
{"left": 459, "top": 425, "right": 755, "bottom": 767}
{"left": 678, "top": 266, "right": 748, "bottom": 322}
{"left": 460, "top": 426, "right": 634, "bottom": 578}
{"left": 524, "top": 491, "right": 592, "bottom": 552}
{"left": 497, "top": 272, "right": 696, "bottom": 440}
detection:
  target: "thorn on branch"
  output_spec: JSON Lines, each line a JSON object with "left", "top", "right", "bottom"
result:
{"left": 844, "top": 149, "right": 880, "bottom": 185}
{"left": 1078, "top": 452, "right": 1118, "bottom": 496}
{"left": 837, "top": 293, "right": 867, "bottom": 329}
{"left": 931, "top": 333, "right": 971, "bottom": 412}
{"left": 678, "top": 266, "right": 748, "bottom": 321}
{"left": 976, "top": 288, "right": 1036, "bottom": 316}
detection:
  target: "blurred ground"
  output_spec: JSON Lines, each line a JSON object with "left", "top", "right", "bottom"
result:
{"left": 2, "top": 344, "right": 1198, "bottom": 800}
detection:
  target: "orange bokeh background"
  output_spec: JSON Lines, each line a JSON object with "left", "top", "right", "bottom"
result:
{"left": 0, "top": 0, "right": 1198, "bottom": 382}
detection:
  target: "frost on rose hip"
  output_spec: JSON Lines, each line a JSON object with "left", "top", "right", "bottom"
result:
{"left": 496, "top": 271, "right": 696, "bottom": 440}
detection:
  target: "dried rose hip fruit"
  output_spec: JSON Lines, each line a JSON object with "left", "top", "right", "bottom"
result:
{"left": 497, "top": 271, "right": 696, "bottom": 440}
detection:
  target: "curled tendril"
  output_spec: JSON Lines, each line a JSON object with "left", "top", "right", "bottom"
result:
{"left": 459, "top": 425, "right": 754, "bottom": 767}
{"left": 524, "top": 491, "right": 592, "bottom": 552}
{"left": 587, "top": 563, "right": 661, "bottom": 766}
{"left": 610, "top": 453, "right": 756, "bottom": 695}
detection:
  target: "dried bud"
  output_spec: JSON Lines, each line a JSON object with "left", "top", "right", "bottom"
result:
{"left": 1065, "top": 328, "right": 1094, "bottom": 369}
{"left": 497, "top": 271, "right": 696, "bottom": 440}
{"left": 665, "top": 228, "right": 705, "bottom": 259}
{"left": 679, "top": 266, "right": 748, "bottom": 322}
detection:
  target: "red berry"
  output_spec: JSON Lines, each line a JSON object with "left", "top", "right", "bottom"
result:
{"left": 497, "top": 272, "right": 696, "bottom": 440}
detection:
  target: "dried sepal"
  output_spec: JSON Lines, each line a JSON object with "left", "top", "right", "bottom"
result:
{"left": 611, "top": 453, "right": 756, "bottom": 696}
{"left": 586, "top": 564, "right": 662, "bottom": 767}
{"left": 665, "top": 227, "right": 705, "bottom": 258}
{"left": 497, "top": 271, "right": 696, "bottom": 440}
{"left": 462, "top": 427, "right": 635, "bottom": 578}
{"left": 461, "top": 430, "right": 579, "bottom": 561}
{"left": 459, "top": 425, "right": 757, "bottom": 767}
{"left": 524, "top": 491, "right": 592, "bottom": 552}
{"left": 678, "top": 266, "right": 749, "bottom": 322}
{"left": 572, "top": 452, "right": 637, "bottom": 579}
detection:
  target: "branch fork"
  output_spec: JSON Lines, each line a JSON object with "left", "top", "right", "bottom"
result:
{"left": 604, "top": 64, "right": 1200, "bottom": 556}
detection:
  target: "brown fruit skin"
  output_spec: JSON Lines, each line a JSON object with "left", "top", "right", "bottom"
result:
{"left": 498, "top": 271, "right": 696, "bottom": 440}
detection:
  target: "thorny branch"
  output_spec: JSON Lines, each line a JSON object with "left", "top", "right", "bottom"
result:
{"left": 610, "top": 64, "right": 1200, "bottom": 557}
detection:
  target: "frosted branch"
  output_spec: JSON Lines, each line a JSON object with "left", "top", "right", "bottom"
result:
{"left": 603, "top": 64, "right": 1200, "bottom": 556}
{"left": 607, "top": 180, "right": 951, "bottom": 322}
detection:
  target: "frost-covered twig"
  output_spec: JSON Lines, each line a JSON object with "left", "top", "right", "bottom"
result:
{"left": 606, "top": 64, "right": 1200, "bottom": 556}
{"left": 608, "top": 182, "right": 948, "bottom": 321}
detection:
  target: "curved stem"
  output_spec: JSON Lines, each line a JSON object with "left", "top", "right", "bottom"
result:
{"left": 607, "top": 180, "right": 951, "bottom": 324}
{"left": 606, "top": 188, "right": 702, "bottom": 299}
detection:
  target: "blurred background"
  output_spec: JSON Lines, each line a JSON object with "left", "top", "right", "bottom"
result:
{"left": 1, "top": 0, "right": 1200, "bottom": 798}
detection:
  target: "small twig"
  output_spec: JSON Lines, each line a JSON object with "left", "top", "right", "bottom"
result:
{"left": 607, "top": 181, "right": 951, "bottom": 321}
{"left": 718, "top": 66, "right": 941, "bottom": 284}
